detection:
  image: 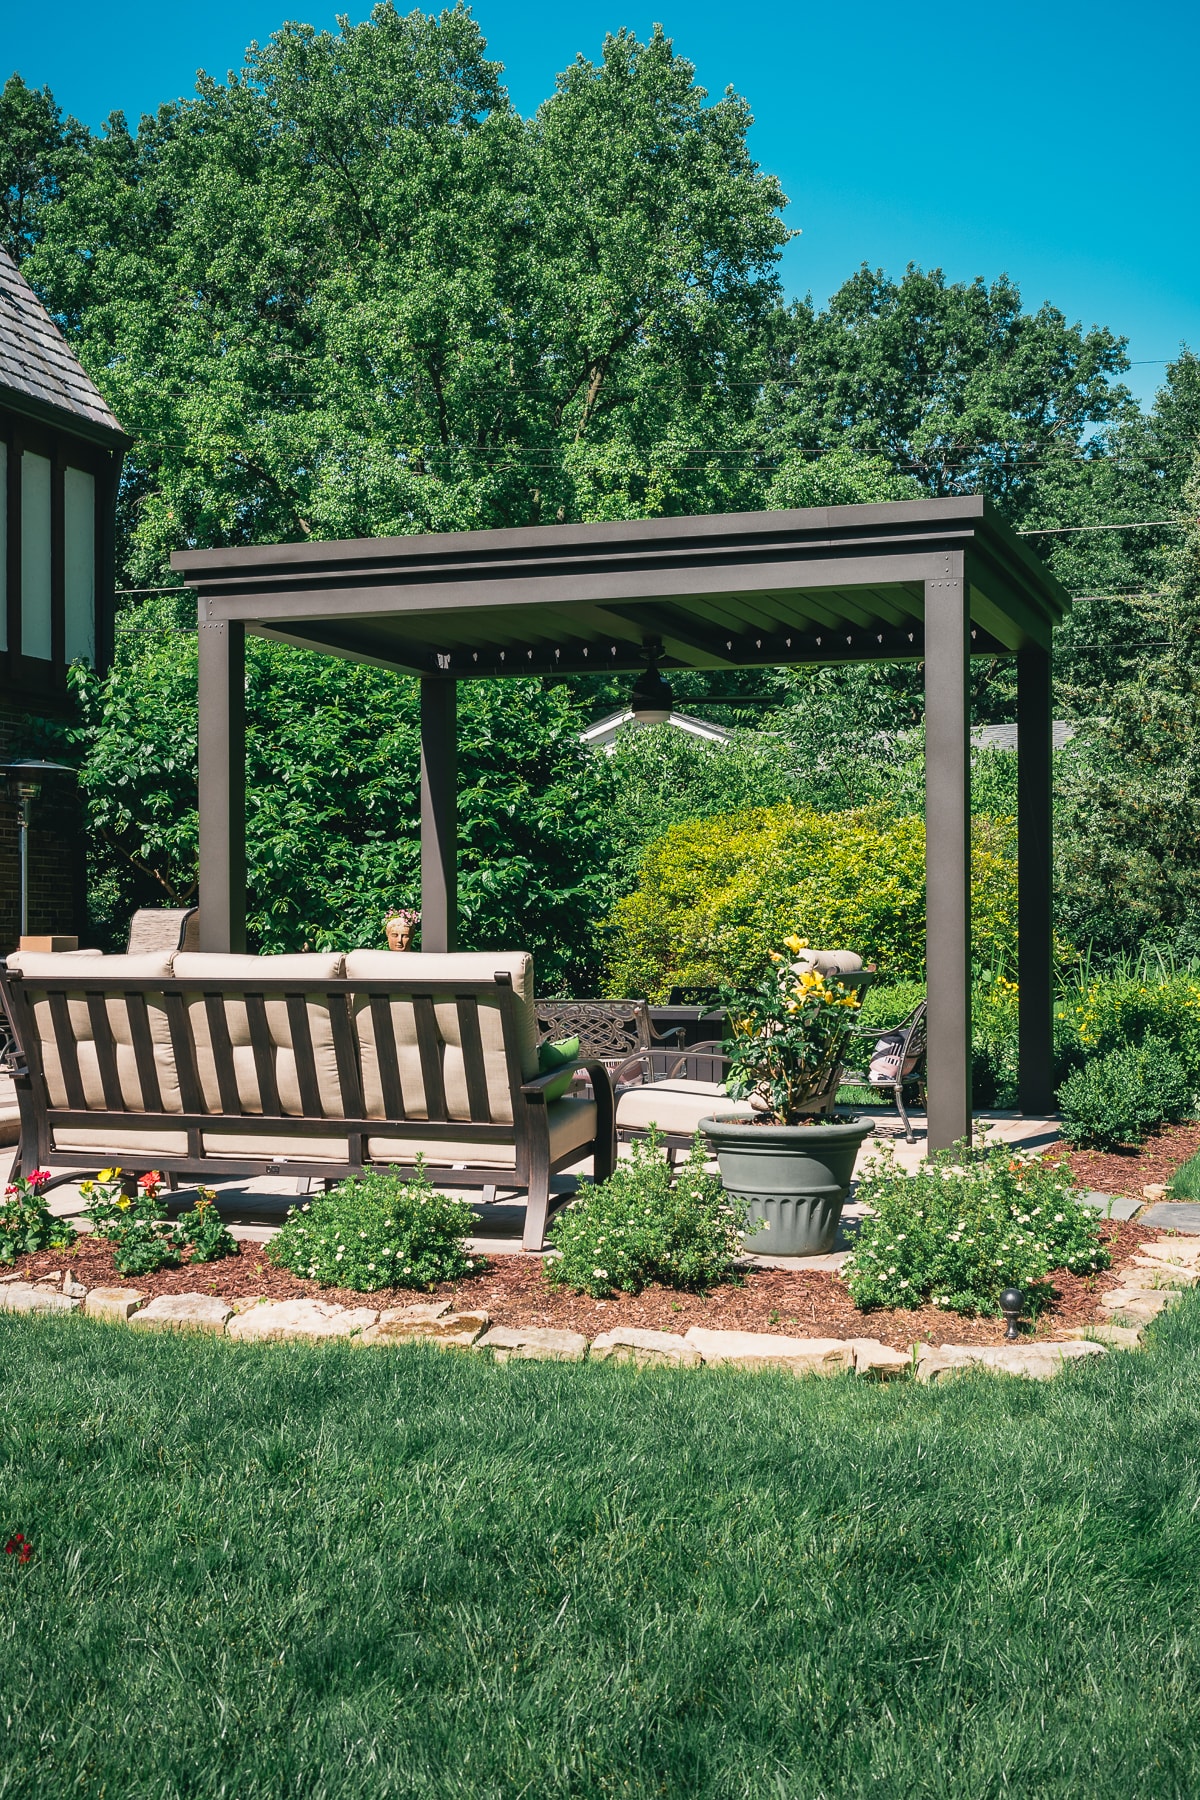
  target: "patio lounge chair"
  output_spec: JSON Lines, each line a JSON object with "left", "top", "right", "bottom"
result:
{"left": 126, "top": 907, "right": 200, "bottom": 955}
{"left": 1, "top": 948, "right": 614, "bottom": 1251}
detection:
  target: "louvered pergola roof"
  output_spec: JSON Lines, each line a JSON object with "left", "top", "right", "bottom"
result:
{"left": 172, "top": 495, "right": 1068, "bottom": 678}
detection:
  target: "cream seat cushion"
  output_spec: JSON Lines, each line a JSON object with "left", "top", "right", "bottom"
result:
{"left": 200, "top": 1132, "right": 349, "bottom": 1161}
{"left": 6, "top": 948, "right": 104, "bottom": 971}
{"left": 367, "top": 1095, "right": 597, "bottom": 1169}
{"left": 616, "top": 1079, "right": 755, "bottom": 1135}
{"left": 345, "top": 950, "right": 538, "bottom": 1124}
{"left": 12, "top": 952, "right": 182, "bottom": 1114}
{"left": 173, "top": 953, "right": 347, "bottom": 1117}
{"left": 51, "top": 1128, "right": 190, "bottom": 1158}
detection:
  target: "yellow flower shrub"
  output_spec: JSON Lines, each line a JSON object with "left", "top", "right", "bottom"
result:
{"left": 603, "top": 804, "right": 1018, "bottom": 998}
{"left": 1065, "top": 973, "right": 1200, "bottom": 1081}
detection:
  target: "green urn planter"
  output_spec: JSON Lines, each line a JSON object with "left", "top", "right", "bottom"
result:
{"left": 698, "top": 1114, "right": 875, "bottom": 1256}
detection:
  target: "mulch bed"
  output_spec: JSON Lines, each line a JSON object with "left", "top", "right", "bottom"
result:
{"left": 1047, "top": 1120, "right": 1200, "bottom": 1195}
{"left": 5, "top": 1216, "right": 1165, "bottom": 1349}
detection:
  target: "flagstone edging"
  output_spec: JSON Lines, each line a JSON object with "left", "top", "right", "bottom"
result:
{"left": 0, "top": 1276, "right": 1163, "bottom": 1378}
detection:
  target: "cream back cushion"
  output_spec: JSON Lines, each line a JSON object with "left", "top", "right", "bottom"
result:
{"left": 172, "top": 953, "right": 347, "bottom": 1117}
{"left": 13, "top": 952, "right": 181, "bottom": 1113}
{"left": 791, "top": 950, "right": 864, "bottom": 978}
{"left": 344, "top": 950, "right": 537, "bottom": 1124}
{"left": 6, "top": 948, "right": 104, "bottom": 972}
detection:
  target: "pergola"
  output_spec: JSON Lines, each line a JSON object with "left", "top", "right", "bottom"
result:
{"left": 171, "top": 496, "right": 1070, "bottom": 1150}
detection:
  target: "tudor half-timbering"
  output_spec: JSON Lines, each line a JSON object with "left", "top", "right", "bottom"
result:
{"left": 0, "top": 246, "right": 127, "bottom": 947}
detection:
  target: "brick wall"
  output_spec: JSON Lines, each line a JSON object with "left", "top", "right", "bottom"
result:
{"left": 0, "top": 695, "right": 86, "bottom": 952}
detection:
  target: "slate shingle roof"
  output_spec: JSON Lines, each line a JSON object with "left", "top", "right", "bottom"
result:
{"left": 0, "top": 244, "right": 125, "bottom": 443}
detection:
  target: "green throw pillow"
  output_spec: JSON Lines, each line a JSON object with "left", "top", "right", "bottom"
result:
{"left": 538, "top": 1036, "right": 581, "bottom": 1102}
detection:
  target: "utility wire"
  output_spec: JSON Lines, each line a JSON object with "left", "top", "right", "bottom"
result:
{"left": 1017, "top": 520, "right": 1183, "bottom": 535}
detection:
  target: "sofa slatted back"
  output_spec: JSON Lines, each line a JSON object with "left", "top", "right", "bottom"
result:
{"left": 2, "top": 962, "right": 535, "bottom": 1173}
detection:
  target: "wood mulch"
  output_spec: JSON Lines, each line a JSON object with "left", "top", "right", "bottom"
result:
{"left": 1046, "top": 1120, "right": 1200, "bottom": 1195}
{"left": 5, "top": 1216, "right": 1165, "bottom": 1350}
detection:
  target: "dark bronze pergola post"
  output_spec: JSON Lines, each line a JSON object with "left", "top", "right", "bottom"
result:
{"left": 923, "top": 559, "right": 972, "bottom": 1148}
{"left": 197, "top": 615, "right": 246, "bottom": 952}
{"left": 420, "top": 677, "right": 458, "bottom": 953}
{"left": 1017, "top": 645, "right": 1054, "bottom": 1112}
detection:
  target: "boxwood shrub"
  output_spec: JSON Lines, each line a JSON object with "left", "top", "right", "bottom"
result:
{"left": 1058, "top": 1037, "right": 1193, "bottom": 1149}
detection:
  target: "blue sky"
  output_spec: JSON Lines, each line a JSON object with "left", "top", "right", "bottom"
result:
{"left": 7, "top": 0, "right": 1197, "bottom": 409}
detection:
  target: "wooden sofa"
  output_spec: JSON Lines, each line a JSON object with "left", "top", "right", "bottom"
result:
{"left": 1, "top": 949, "right": 615, "bottom": 1251}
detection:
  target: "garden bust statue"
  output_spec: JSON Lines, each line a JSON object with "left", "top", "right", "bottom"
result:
{"left": 384, "top": 908, "right": 420, "bottom": 952}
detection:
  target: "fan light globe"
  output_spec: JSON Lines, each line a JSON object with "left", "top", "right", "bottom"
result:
{"left": 630, "top": 664, "right": 674, "bottom": 724}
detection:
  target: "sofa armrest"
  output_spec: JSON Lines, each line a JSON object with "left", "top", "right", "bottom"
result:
{"left": 520, "top": 1067, "right": 573, "bottom": 1098}
{"left": 665, "top": 1041, "right": 730, "bottom": 1081}
{"left": 519, "top": 1059, "right": 615, "bottom": 1184}
{"left": 580, "top": 1059, "right": 615, "bottom": 1154}
{"left": 609, "top": 1048, "right": 684, "bottom": 1088}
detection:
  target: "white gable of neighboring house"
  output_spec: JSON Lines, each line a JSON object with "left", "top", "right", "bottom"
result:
{"left": 971, "top": 722, "right": 1076, "bottom": 753}
{"left": 580, "top": 710, "right": 733, "bottom": 754}
{"left": 579, "top": 711, "right": 1075, "bottom": 757}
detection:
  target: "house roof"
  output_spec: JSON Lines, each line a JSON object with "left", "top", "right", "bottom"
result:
{"left": 972, "top": 721, "right": 1076, "bottom": 753}
{"left": 0, "top": 245, "right": 127, "bottom": 447}
{"left": 172, "top": 496, "right": 1072, "bottom": 679}
{"left": 580, "top": 709, "right": 733, "bottom": 752}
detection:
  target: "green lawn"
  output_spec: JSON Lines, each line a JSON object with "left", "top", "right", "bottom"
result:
{"left": 4, "top": 1309, "right": 1200, "bottom": 1799}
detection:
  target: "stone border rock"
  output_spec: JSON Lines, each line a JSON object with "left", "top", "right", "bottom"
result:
{"left": 0, "top": 1272, "right": 1160, "bottom": 1379}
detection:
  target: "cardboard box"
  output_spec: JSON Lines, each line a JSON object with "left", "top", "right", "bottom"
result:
{"left": 17, "top": 935, "right": 79, "bottom": 953}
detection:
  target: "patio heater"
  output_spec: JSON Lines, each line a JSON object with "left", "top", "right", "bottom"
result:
{"left": 1, "top": 760, "right": 77, "bottom": 938}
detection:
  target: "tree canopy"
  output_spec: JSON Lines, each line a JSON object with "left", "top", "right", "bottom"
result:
{"left": 2, "top": 5, "right": 1196, "bottom": 977}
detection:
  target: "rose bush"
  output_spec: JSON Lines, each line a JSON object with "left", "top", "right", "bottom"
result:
{"left": 0, "top": 1169, "right": 75, "bottom": 1263}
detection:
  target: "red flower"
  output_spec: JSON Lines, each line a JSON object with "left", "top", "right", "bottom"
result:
{"left": 138, "top": 1171, "right": 163, "bottom": 1190}
{"left": 5, "top": 1534, "right": 33, "bottom": 1563}
{"left": 4, "top": 1185, "right": 16, "bottom": 1197}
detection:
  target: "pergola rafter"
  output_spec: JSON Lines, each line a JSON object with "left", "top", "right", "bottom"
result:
{"left": 173, "top": 496, "right": 1069, "bottom": 1149}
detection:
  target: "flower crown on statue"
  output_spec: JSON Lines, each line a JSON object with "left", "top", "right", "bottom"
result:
{"left": 383, "top": 908, "right": 421, "bottom": 932}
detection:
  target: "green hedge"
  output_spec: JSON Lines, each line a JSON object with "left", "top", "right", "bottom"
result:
{"left": 603, "top": 804, "right": 1017, "bottom": 998}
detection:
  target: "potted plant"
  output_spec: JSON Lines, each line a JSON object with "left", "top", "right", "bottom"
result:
{"left": 699, "top": 938, "right": 875, "bottom": 1255}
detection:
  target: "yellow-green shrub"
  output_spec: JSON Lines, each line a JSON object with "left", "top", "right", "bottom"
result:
{"left": 603, "top": 805, "right": 1017, "bottom": 998}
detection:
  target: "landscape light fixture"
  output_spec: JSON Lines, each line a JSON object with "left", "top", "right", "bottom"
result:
{"left": 0, "top": 760, "right": 77, "bottom": 938}
{"left": 1000, "top": 1287, "right": 1024, "bottom": 1340}
{"left": 629, "top": 641, "right": 674, "bottom": 724}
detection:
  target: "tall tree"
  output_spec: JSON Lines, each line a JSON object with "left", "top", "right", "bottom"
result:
{"left": 0, "top": 73, "right": 90, "bottom": 262}
{"left": 1030, "top": 350, "right": 1200, "bottom": 709}
{"left": 760, "top": 264, "right": 1132, "bottom": 515}
{"left": 1054, "top": 448, "right": 1200, "bottom": 959}
{"left": 24, "top": 7, "right": 788, "bottom": 586}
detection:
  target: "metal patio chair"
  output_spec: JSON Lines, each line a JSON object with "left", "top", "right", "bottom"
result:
{"left": 841, "top": 1001, "right": 928, "bottom": 1143}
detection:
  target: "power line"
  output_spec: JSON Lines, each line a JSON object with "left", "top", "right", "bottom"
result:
{"left": 1017, "top": 520, "right": 1184, "bottom": 535}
